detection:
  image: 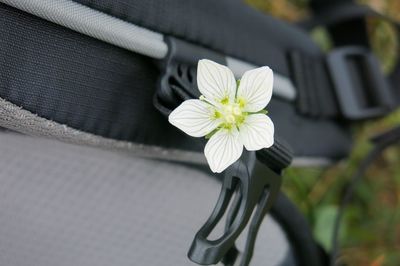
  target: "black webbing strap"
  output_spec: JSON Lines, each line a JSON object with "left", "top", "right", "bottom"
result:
{"left": 288, "top": 50, "right": 339, "bottom": 118}
{"left": 330, "top": 126, "right": 400, "bottom": 266}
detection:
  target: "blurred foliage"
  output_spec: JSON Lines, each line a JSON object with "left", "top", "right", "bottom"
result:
{"left": 246, "top": 0, "right": 400, "bottom": 265}
{"left": 246, "top": 0, "right": 309, "bottom": 21}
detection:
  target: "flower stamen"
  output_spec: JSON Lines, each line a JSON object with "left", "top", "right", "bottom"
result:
{"left": 200, "top": 95, "right": 215, "bottom": 106}
{"left": 216, "top": 102, "right": 247, "bottom": 130}
{"left": 236, "top": 97, "right": 247, "bottom": 108}
{"left": 220, "top": 96, "right": 230, "bottom": 105}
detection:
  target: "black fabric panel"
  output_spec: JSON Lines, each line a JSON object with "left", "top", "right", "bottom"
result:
{"left": 0, "top": 3, "right": 199, "bottom": 151}
{"left": 0, "top": 3, "right": 351, "bottom": 158}
{"left": 72, "top": 0, "right": 321, "bottom": 76}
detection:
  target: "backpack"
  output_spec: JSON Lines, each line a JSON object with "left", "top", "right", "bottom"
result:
{"left": 0, "top": 0, "right": 398, "bottom": 265}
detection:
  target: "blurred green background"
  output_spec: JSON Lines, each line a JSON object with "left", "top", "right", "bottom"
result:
{"left": 246, "top": 0, "right": 400, "bottom": 265}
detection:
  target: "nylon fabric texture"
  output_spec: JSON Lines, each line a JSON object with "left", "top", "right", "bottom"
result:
{"left": 0, "top": 131, "right": 295, "bottom": 266}
{"left": 0, "top": 0, "right": 167, "bottom": 59}
{"left": 0, "top": 3, "right": 199, "bottom": 151}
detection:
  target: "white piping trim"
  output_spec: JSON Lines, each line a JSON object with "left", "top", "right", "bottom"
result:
{"left": 2, "top": 0, "right": 297, "bottom": 101}
{"left": 291, "top": 157, "right": 334, "bottom": 167}
{"left": 1, "top": 0, "right": 168, "bottom": 58}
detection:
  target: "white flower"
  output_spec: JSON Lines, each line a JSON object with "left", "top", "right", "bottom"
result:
{"left": 169, "top": 59, "right": 274, "bottom": 173}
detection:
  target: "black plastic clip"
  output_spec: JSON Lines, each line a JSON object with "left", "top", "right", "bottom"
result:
{"left": 154, "top": 36, "right": 293, "bottom": 266}
{"left": 154, "top": 36, "right": 225, "bottom": 116}
{"left": 188, "top": 150, "right": 286, "bottom": 266}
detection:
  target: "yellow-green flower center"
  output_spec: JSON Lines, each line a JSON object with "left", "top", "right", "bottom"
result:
{"left": 219, "top": 102, "right": 246, "bottom": 129}
{"left": 201, "top": 95, "right": 251, "bottom": 133}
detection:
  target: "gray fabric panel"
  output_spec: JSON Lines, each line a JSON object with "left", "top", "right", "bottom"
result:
{"left": 0, "top": 132, "right": 294, "bottom": 266}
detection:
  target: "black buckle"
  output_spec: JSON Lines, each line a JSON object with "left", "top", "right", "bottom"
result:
{"left": 327, "top": 46, "right": 394, "bottom": 120}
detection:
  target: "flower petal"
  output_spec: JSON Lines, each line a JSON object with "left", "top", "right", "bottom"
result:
{"left": 168, "top": 99, "right": 221, "bottom": 137}
{"left": 204, "top": 128, "right": 243, "bottom": 173}
{"left": 197, "top": 59, "right": 236, "bottom": 104}
{"left": 239, "top": 114, "right": 274, "bottom": 151}
{"left": 237, "top": 66, "right": 273, "bottom": 112}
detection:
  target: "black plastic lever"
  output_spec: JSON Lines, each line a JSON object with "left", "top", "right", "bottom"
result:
{"left": 188, "top": 151, "right": 283, "bottom": 265}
